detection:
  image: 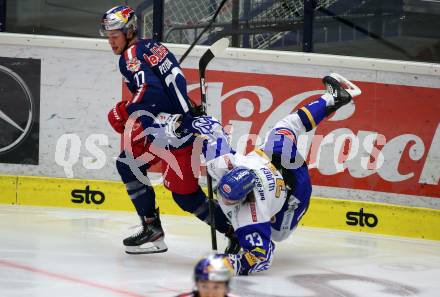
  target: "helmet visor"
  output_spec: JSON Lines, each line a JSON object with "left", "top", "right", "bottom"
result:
{"left": 99, "top": 28, "right": 124, "bottom": 37}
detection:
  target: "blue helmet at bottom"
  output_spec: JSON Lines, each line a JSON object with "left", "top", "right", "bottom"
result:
{"left": 194, "top": 255, "right": 233, "bottom": 282}
{"left": 218, "top": 166, "right": 256, "bottom": 201}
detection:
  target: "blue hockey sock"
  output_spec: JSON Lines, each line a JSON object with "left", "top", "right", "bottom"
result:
{"left": 116, "top": 151, "right": 156, "bottom": 217}
{"left": 126, "top": 180, "right": 156, "bottom": 217}
{"left": 297, "top": 97, "right": 328, "bottom": 131}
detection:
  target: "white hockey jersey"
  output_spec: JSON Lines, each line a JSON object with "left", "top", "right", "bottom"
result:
{"left": 207, "top": 150, "right": 288, "bottom": 275}
{"left": 208, "top": 151, "right": 287, "bottom": 231}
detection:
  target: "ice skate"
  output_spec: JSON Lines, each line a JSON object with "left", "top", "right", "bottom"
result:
{"left": 124, "top": 208, "right": 168, "bottom": 254}
{"left": 323, "top": 73, "right": 361, "bottom": 115}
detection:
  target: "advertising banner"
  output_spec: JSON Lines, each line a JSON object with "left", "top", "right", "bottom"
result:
{"left": 1, "top": 35, "right": 438, "bottom": 208}
{"left": 176, "top": 69, "right": 440, "bottom": 200}
{"left": 0, "top": 57, "right": 40, "bottom": 165}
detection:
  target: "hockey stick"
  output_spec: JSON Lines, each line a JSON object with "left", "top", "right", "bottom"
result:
{"left": 179, "top": 0, "right": 229, "bottom": 64}
{"left": 198, "top": 37, "right": 230, "bottom": 251}
{"left": 199, "top": 37, "right": 229, "bottom": 115}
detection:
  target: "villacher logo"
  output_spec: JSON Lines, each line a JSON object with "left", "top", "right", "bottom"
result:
{"left": 0, "top": 57, "right": 40, "bottom": 164}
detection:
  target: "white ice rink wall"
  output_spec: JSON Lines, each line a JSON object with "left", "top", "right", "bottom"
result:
{"left": 0, "top": 33, "right": 439, "bottom": 240}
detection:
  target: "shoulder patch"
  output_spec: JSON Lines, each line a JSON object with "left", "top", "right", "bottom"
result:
{"left": 126, "top": 57, "right": 141, "bottom": 72}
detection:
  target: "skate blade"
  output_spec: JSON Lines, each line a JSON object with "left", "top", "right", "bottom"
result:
{"left": 125, "top": 239, "right": 168, "bottom": 255}
{"left": 329, "top": 73, "right": 362, "bottom": 98}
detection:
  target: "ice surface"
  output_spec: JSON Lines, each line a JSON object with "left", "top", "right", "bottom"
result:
{"left": 0, "top": 205, "right": 439, "bottom": 297}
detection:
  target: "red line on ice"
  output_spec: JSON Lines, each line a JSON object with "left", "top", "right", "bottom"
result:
{"left": 0, "top": 259, "right": 149, "bottom": 297}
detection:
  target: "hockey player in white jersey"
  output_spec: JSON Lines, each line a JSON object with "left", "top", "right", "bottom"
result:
{"left": 156, "top": 73, "right": 361, "bottom": 275}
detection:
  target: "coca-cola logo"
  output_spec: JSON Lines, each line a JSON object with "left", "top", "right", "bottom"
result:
{"left": 183, "top": 70, "right": 439, "bottom": 199}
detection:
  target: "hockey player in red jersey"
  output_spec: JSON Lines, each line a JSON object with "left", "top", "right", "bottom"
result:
{"left": 100, "top": 6, "right": 238, "bottom": 255}
{"left": 176, "top": 255, "right": 239, "bottom": 297}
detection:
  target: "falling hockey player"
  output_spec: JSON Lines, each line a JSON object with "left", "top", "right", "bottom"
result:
{"left": 158, "top": 73, "right": 361, "bottom": 275}
{"left": 100, "top": 5, "right": 238, "bottom": 255}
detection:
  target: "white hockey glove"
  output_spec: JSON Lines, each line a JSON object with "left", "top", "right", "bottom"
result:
{"left": 155, "top": 112, "right": 183, "bottom": 138}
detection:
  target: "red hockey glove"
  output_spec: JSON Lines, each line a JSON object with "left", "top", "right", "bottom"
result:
{"left": 108, "top": 101, "right": 129, "bottom": 134}
{"left": 119, "top": 118, "right": 148, "bottom": 158}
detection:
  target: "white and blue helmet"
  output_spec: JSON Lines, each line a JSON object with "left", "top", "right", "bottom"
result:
{"left": 218, "top": 166, "right": 256, "bottom": 202}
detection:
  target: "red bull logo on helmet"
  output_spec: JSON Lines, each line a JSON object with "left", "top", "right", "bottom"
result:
{"left": 114, "top": 7, "right": 133, "bottom": 23}
{"left": 101, "top": 6, "right": 134, "bottom": 31}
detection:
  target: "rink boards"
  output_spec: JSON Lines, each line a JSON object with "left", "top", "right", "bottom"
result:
{"left": 0, "top": 33, "right": 439, "bottom": 244}
{"left": 1, "top": 174, "right": 439, "bottom": 241}
{"left": 1, "top": 33, "right": 439, "bottom": 210}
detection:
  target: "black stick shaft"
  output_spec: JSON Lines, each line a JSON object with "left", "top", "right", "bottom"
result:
{"left": 206, "top": 173, "right": 218, "bottom": 251}
{"left": 199, "top": 51, "right": 218, "bottom": 251}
